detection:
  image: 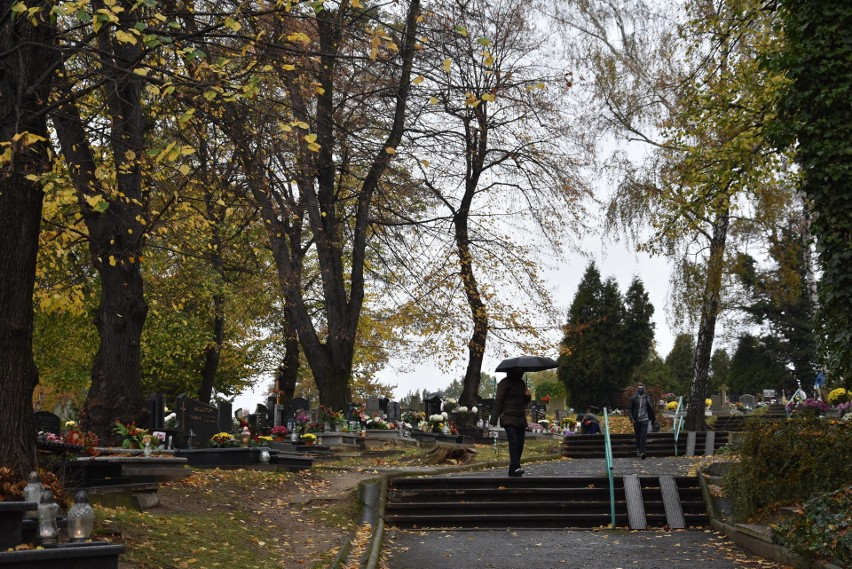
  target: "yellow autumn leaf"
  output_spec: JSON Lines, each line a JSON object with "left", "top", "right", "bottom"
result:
{"left": 281, "top": 64, "right": 296, "bottom": 71}
{"left": 293, "top": 121, "right": 310, "bottom": 130}
{"left": 304, "top": 133, "right": 317, "bottom": 143}
{"left": 224, "top": 16, "right": 241, "bottom": 32}
{"left": 385, "top": 147, "right": 396, "bottom": 154}
{"left": 429, "top": 96, "right": 439, "bottom": 105}
{"left": 442, "top": 58, "right": 452, "bottom": 73}
{"left": 287, "top": 32, "right": 311, "bottom": 45}
{"left": 108, "top": 255, "right": 117, "bottom": 267}
{"left": 351, "top": 0, "right": 361, "bottom": 7}
{"left": 481, "top": 93, "right": 495, "bottom": 102}
{"left": 115, "top": 30, "right": 137, "bottom": 44}
{"left": 179, "top": 164, "right": 191, "bottom": 175}
{"left": 133, "top": 67, "right": 149, "bottom": 76}
{"left": 421, "top": 159, "right": 430, "bottom": 167}
{"left": 307, "top": 142, "right": 321, "bottom": 152}
{"left": 412, "top": 75, "right": 424, "bottom": 85}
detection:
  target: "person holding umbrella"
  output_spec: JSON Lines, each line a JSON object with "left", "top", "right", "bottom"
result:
{"left": 490, "top": 369, "right": 532, "bottom": 477}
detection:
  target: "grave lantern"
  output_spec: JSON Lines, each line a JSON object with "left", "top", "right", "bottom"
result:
{"left": 259, "top": 444, "right": 271, "bottom": 464}
{"left": 67, "top": 490, "right": 95, "bottom": 541}
{"left": 37, "top": 489, "right": 59, "bottom": 545}
{"left": 23, "top": 471, "right": 42, "bottom": 518}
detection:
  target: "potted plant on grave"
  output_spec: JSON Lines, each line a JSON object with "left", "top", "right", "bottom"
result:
{"left": 270, "top": 425, "right": 288, "bottom": 442}
{"left": 113, "top": 421, "right": 150, "bottom": 449}
{"left": 299, "top": 433, "right": 317, "bottom": 446}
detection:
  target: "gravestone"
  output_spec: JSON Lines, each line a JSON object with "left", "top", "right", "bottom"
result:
{"left": 424, "top": 394, "right": 442, "bottom": 417}
{"left": 217, "top": 401, "right": 233, "bottom": 433}
{"left": 247, "top": 413, "right": 259, "bottom": 433}
{"left": 740, "top": 394, "right": 756, "bottom": 411}
{"left": 378, "top": 397, "right": 390, "bottom": 414}
{"left": 176, "top": 396, "right": 219, "bottom": 447}
{"left": 33, "top": 411, "right": 61, "bottom": 435}
{"left": 291, "top": 397, "right": 309, "bottom": 411}
{"left": 266, "top": 397, "right": 276, "bottom": 425}
{"left": 274, "top": 404, "right": 284, "bottom": 427}
{"left": 478, "top": 398, "right": 494, "bottom": 420}
{"left": 365, "top": 397, "right": 381, "bottom": 416}
{"left": 386, "top": 401, "right": 401, "bottom": 423}
{"left": 254, "top": 404, "right": 269, "bottom": 430}
{"left": 762, "top": 389, "right": 776, "bottom": 400}
{"left": 147, "top": 393, "right": 165, "bottom": 430}
{"left": 530, "top": 404, "right": 546, "bottom": 424}
{"left": 710, "top": 394, "right": 723, "bottom": 410}
{"left": 345, "top": 402, "right": 359, "bottom": 422}
{"left": 548, "top": 397, "right": 566, "bottom": 413}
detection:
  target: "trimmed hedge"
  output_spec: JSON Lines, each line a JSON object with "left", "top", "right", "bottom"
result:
{"left": 723, "top": 417, "right": 852, "bottom": 521}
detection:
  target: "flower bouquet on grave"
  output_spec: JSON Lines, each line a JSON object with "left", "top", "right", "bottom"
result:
{"left": 65, "top": 429, "right": 100, "bottom": 456}
{"left": 318, "top": 406, "right": 344, "bottom": 430}
{"left": 365, "top": 413, "right": 392, "bottom": 430}
{"left": 299, "top": 433, "right": 317, "bottom": 445}
{"left": 114, "top": 420, "right": 150, "bottom": 449}
{"left": 209, "top": 432, "right": 239, "bottom": 448}
{"left": 428, "top": 413, "right": 446, "bottom": 433}
{"left": 294, "top": 410, "right": 312, "bottom": 434}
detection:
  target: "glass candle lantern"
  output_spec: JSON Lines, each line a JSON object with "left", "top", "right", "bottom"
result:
{"left": 37, "top": 490, "right": 59, "bottom": 545}
{"left": 23, "top": 471, "right": 42, "bottom": 518}
{"left": 259, "top": 444, "right": 271, "bottom": 464}
{"left": 66, "top": 490, "right": 95, "bottom": 542}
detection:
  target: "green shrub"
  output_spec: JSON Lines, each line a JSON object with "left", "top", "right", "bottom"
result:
{"left": 723, "top": 417, "right": 852, "bottom": 521}
{"left": 773, "top": 486, "right": 852, "bottom": 567}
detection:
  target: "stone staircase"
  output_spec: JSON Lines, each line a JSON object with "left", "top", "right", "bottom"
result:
{"left": 384, "top": 475, "right": 708, "bottom": 529}
{"left": 562, "top": 431, "right": 730, "bottom": 459}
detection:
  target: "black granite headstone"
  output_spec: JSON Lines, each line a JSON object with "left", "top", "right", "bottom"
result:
{"left": 379, "top": 397, "right": 390, "bottom": 413}
{"left": 386, "top": 401, "right": 401, "bottom": 423}
{"left": 176, "top": 395, "right": 219, "bottom": 447}
{"left": 424, "top": 394, "right": 442, "bottom": 417}
{"left": 266, "top": 397, "right": 276, "bottom": 425}
{"left": 33, "top": 411, "right": 61, "bottom": 435}
{"left": 346, "top": 402, "right": 359, "bottom": 421}
{"left": 147, "top": 393, "right": 165, "bottom": 430}
{"left": 291, "top": 397, "right": 309, "bottom": 411}
{"left": 217, "top": 401, "right": 233, "bottom": 433}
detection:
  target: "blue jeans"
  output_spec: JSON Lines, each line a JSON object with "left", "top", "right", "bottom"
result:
{"left": 633, "top": 420, "right": 649, "bottom": 455}
{"left": 504, "top": 425, "right": 526, "bottom": 475}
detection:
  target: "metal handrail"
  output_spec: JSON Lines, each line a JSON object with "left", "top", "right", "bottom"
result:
{"left": 602, "top": 407, "right": 616, "bottom": 529}
{"left": 673, "top": 396, "right": 685, "bottom": 455}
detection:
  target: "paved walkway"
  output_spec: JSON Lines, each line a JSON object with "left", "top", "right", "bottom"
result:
{"left": 382, "top": 456, "right": 793, "bottom": 569}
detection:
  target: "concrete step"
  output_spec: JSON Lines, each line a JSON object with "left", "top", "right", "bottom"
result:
{"left": 385, "top": 475, "right": 708, "bottom": 530}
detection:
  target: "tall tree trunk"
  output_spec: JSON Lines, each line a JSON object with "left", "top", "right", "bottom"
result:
{"left": 0, "top": 0, "right": 56, "bottom": 477}
{"left": 52, "top": 0, "right": 149, "bottom": 441}
{"left": 456, "top": 218, "right": 486, "bottom": 407}
{"left": 276, "top": 322, "right": 300, "bottom": 414}
{"left": 686, "top": 208, "right": 729, "bottom": 431}
{"left": 198, "top": 293, "right": 224, "bottom": 404}
{"left": 198, "top": 182, "right": 226, "bottom": 404}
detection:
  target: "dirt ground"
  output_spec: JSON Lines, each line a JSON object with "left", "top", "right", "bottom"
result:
{"left": 116, "top": 467, "right": 378, "bottom": 569}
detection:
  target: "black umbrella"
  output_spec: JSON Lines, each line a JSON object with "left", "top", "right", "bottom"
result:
{"left": 495, "top": 355, "right": 558, "bottom": 373}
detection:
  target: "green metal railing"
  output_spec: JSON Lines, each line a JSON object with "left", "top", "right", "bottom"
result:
{"left": 602, "top": 407, "right": 616, "bottom": 529}
{"left": 673, "top": 396, "right": 685, "bottom": 455}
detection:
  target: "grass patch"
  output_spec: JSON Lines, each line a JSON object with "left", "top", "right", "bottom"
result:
{"left": 97, "top": 507, "right": 276, "bottom": 568}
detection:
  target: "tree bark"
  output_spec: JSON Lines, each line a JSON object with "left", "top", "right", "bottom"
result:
{"left": 457, "top": 218, "right": 487, "bottom": 407}
{"left": 51, "top": 0, "right": 150, "bottom": 441}
{"left": 686, "top": 208, "right": 729, "bottom": 431}
{"left": 0, "top": 0, "right": 56, "bottom": 477}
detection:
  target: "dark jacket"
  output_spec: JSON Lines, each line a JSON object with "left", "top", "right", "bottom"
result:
{"left": 490, "top": 376, "right": 531, "bottom": 428}
{"left": 629, "top": 393, "right": 656, "bottom": 424}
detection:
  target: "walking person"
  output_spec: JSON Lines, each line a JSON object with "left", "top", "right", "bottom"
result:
{"left": 629, "top": 383, "right": 656, "bottom": 459}
{"left": 490, "top": 370, "right": 531, "bottom": 477}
